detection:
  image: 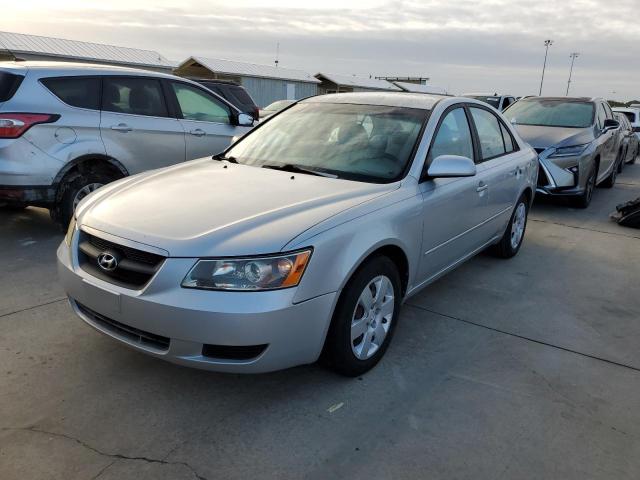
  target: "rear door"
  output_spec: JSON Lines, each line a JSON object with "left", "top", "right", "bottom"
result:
{"left": 468, "top": 106, "right": 524, "bottom": 236}
{"left": 417, "top": 106, "right": 495, "bottom": 282}
{"left": 168, "top": 80, "right": 244, "bottom": 159}
{"left": 595, "top": 102, "right": 617, "bottom": 180}
{"left": 100, "top": 76, "right": 185, "bottom": 174}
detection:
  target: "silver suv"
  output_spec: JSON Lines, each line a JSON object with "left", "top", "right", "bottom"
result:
{"left": 0, "top": 62, "right": 254, "bottom": 225}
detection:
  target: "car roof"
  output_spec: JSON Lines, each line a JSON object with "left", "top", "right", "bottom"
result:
{"left": 519, "top": 96, "right": 596, "bottom": 103}
{"left": 0, "top": 60, "right": 178, "bottom": 79}
{"left": 612, "top": 107, "right": 640, "bottom": 112}
{"left": 301, "top": 92, "right": 447, "bottom": 110}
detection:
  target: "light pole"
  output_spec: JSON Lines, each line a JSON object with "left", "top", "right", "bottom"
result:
{"left": 566, "top": 52, "right": 580, "bottom": 96}
{"left": 539, "top": 39, "right": 553, "bottom": 96}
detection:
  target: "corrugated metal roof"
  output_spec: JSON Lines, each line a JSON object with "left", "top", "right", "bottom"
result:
{"left": 0, "top": 31, "right": 172, "bottom": 69}
{"left": 393, "top": 81, "right": 448, "bottom": 95}
{"left": 315, "top": 73, "right": 401, "bottom": 91}
{"left": 179, "top": 56, "right": 320, "bottom": 84}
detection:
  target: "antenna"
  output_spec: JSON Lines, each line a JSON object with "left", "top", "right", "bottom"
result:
{"left": 275, "top": 42, "right": 279, "bottom": 68}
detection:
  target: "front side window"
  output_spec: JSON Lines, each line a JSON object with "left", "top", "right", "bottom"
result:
{"left": 504, "top": 99, "right": 594, "bottom": 128}
{"left": 171, "top": 82, "right": 231, "bottom": 124}
{"left": 42, "top": 76, "right": 100, "bottom": 110}
{"left": 428, "top": 107, "right": 474, "bottom": 162}
{"left": 102, "top": 77, "right": 167, "bottom": 117}
{"left": 596, "top": 104, "right": 607, "bottom": 130}
{"left": 226, "top": 102, "right": 428, "bottom": 183}
{"left": 470, "top": 107, "right": 507, "bottom": 160}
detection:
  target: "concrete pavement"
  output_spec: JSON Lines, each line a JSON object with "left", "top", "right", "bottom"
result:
{"left": 1, "top": 165, "right": 639, "bottom": 480}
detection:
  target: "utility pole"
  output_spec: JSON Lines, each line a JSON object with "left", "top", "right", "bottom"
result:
{"left": 539, "top": 39, "right": 553, "bottom": 96}
{"left": 566, "top": 52, "right": 580, "bottom": 96}
{"left": 275, "top": 42, "right": 279, "bottom": 68}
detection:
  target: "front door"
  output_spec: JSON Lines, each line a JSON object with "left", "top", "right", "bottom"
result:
{"left": 99, "top": 76, "right": 185, "bottom": 174}
{"left": 418, "top": 106, "right": 493, "bottom": 283}
{"left": 169, "top": 81, "right": 246, "bottom": 159}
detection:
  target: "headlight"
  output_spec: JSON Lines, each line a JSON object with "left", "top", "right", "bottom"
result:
{"left": 549, "top": 144, "right": 589, "bottom": 158}
{"left": 181, "top": 249, "right": 312, "bottom": 291}
{"left": 64, "top": 217, "right": 76, "bottom": 246}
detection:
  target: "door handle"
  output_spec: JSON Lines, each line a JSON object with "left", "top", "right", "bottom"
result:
{"left": 110, "top": 123, "right": 132, "bottom": 132}
{"left": 476, "top": 182, "right": 488, "bottom": 193}
{"left": 189, "top": 128, "right": 206, "bottom": 137}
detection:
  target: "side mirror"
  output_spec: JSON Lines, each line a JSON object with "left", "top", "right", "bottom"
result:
{"left": 236, "top": 113, "right": 254, "bottom": 127}
{"left": 602, "top": 119, "right": 619, "bottom": 132}
{"left": 426, "top": 155, "right": 477, "bottom": 179}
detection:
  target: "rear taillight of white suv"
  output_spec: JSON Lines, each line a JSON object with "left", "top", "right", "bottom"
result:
{"left": 0, "top": 113, "right": 59, "bottom": 139}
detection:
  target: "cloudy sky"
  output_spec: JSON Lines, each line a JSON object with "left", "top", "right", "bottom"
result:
{"left": 3, "top": 0, "right": 639, "bottom": 100}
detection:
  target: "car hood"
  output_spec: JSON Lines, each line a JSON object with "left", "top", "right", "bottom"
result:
{"left": 77, "top": 158, "right": 398, "bottom": 257}
{"left": 513, "top": 125, "right": 594, "bottom": 150}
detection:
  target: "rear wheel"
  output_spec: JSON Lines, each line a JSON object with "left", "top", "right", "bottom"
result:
{"left": 52, "top": 172, "right": 112, "bottom": 227}
{"left": 322, "top": 256, "right": 401, "bottom": 377}
{"left": 627, "top": 144, "right": 638, "bottom": 164}
{"left": 490, "top": 194, "right": 529, "bottom": 258}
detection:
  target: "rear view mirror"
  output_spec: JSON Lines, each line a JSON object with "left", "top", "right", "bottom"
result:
{"left": 602, "top": 119, "right": 619, "bottom": 132}
{"left": 426, "top": 155, "right": 477, "bottom": 178}
{"left": 237, "top": 113, "right": 254, "bottom": 127}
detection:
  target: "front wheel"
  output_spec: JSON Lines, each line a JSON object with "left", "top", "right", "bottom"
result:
{"left": 322, "top": 256, "right": 402, "bottom": 377}
{"left": 572, "top": 167, "right": 596, "bottom": 209}
{"left": 490, "top": 195, "right": 529, "bottom": 258}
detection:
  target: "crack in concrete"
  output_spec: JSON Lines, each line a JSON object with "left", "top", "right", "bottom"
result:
{"left": 529, "top": 218, "right": 640, "bottom": 240}
{"left": 406, "top": 303, "right": 640, "bottom": 374}
{"left": 0, "top": 297, "right": 67, "bottom": 319}
{"left": 1, "top": 426, "right": 209, "bottom": 480}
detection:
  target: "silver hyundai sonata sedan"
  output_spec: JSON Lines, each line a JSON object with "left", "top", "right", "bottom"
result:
{"left": 57, "top": 92, "right": 537, "bottom": 376}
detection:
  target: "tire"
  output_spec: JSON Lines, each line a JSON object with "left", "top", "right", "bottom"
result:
{"left": 490, "top": 194, "right": 529, "bottom": 258}
{"left": 322, "top": 256, "right": 402, "bottom": 377}
{"left": 601, "top": 159, "right": 618, "bottom": 188}
{"left": 53, "top": 172, "right": 112, "bottom": 227}
{"left": 572, "top": 166, "right": 596, "bottom": 208}
{"left": 618, "top": 147, "right": 626, "bottom": 173}
{"left": 627, "top": 145, "right": 638, "bottom": 165}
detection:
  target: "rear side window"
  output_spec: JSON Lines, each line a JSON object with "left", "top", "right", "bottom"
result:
{"left": 41, "top": 77, "right": 100, "bottom": 110}
{"left": 0, "top": 72, "right": 24, "bottom": 102}
{"left": 470, "top": 107, "right": 507, "bottom": 160}
{"left": 102, "top": 77, "right": 168, "bottom": 117}
{"left": 500, "top": 123, "right": 515, "bottom": 153}
{"left": 225, "top": 86, "right": 254, "bottom": 107}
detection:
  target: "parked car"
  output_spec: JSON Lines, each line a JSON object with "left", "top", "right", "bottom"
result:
{"left": 259, "top": 99, "right": 296, "bottom": 120}
{"left": 463, "top": 93, "right": 516, "bottom": 111}
{"left": 614, "top": 112, "right": 638, "bottom": 171}
{"left": 612, "top": 107, "right": 640, "bottom": 141}
{"left": 189, "top": 78, "right": 260, "bottom": 121}
{"left": 0, "top": 62, "right": 254, "bottom": 224}
{"left": 58, "top": 92, "right": 537, "bottom": 376}
{"left": 504, "top": 96, "right": 622, "bottom": 208}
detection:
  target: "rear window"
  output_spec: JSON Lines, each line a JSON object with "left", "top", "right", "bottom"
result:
{"left": 620, "top": 111, "right": 637, "bottom": 123}
{"left": 41, "top": 77, "right": 101, "bottom": 110}
{"left": 0, "top": 72, "right": 24, "bottom": 102}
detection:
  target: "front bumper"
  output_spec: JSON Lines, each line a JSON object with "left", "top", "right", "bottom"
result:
{"left": 57, "top": 239, "right": 337, "bottom": 373}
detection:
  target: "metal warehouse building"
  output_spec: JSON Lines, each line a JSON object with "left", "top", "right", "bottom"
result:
{"left": 174, "top": 56, "right": 320, "bottom": 107}
{"left": 315, "top": 73, "right": 402, "bottom": 94}
{"left": 0, "top": 31, "right": 173, "bottom": 72}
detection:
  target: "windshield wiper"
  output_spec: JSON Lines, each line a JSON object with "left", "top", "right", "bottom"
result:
{"left": 261, "top": 163, "right": 337, "bottom": 178}
{"left": 212, "top": 153, "right": 238, "bottom": 163}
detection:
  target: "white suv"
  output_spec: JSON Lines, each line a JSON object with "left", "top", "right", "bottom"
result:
{"left": 0, "top": 61, "right": 254, "bottom": 225}
{"left": 612, "top": 107, "right": 640, "bottom": 141}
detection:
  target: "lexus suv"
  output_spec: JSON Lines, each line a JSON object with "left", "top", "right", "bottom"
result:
{"left": 58, "top": 93, "right": 537, "bottom": 376}
{"left": 504, "top": 97, "right": 622, "bottom": 208}
{"left": 0, "top": 62, "right": 254, "bottom": 225}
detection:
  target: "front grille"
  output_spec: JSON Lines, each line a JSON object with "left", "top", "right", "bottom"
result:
{"left": 202, "top": 343, "right": 268, "bottom": 360}
{"left": 78, "top": 232, "right": 165, "bottom": 289}
{"left": 76, "top": 301, "right": 170, "bottom": 351}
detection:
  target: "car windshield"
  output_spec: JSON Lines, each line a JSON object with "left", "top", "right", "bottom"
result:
{"left": 505, "top": 99, "right": 595, "bottom": 128}
{"left": 468, "top": 96, "right": 501, "bottom": 108}
{"left": 226, "top": 102, "right": 428, "bottom": 183}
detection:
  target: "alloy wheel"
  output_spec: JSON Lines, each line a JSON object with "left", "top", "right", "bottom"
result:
{"left": 72, "top": 183, "right": 104, "bottom": 211}
{"left": 351, "top": 275, "right": 395, "bottom": 360}
{"left": 510, "top": 202, "right": 527, "bottom": 249}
